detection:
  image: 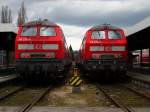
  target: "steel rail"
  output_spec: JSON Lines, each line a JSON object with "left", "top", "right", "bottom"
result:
{"left": 96, "top": 84, "right": 135, "bottom": 112}
{"left": 17, "top": 85, "right": 52, "bottom": 112}
{"left": 121, "top": 84, "right": 150, "bottom": 101}
{"left": 0, "top": 87, "right": 24, "bottom": 101}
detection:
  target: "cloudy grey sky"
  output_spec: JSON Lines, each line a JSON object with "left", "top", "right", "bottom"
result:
{"left": 0, "top": 0, "right": 150, "bottom": 50}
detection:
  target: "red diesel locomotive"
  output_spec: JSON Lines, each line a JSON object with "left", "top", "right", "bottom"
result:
{"left": 15, "top": 20, "right": 71, "bottom": 79}
{"left": 79, "top": 24, "right": 128, "bottom": 79}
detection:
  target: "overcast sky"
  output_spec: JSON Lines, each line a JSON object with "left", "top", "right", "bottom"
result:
{"left": 0, "top": 0, "right": 150, "bottom": 50}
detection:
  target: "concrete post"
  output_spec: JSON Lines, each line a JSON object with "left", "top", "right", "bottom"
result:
{"left": 140, "top": 49, "right": 143, "bottom": 66}
{"left": 6, "top": 50, "right": 9, "bottom": 68}
{"left": 149, "top": 48, "right": 150, "bottom": 67}
{"left": 6, "top": 34, "right": 12, "bottom": 68}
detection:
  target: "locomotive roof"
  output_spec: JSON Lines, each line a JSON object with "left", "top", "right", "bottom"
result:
{"left": 90, "top": 24, "right": 122, "bottom": 30}
{"left": 22, "top": 19, "right": 58, "bottom": 27}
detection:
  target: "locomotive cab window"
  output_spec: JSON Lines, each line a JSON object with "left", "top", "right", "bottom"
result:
{"left": 40, "top": 27, "right": 56, "bottom": 36}
{"left": 91, "top": 31, "right": 105, "bottom": 39}
{"left": 108, "top": 31, "right": 122, "bottom": 39}
{"left": 21, "top": 27, "right": 37, "bottom": 36}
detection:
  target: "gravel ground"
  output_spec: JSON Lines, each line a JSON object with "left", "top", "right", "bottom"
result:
{"left": 37, "top": 83, "right": 113, "bottom": 107}
{"left": 1, "top": 106, "right": 150, "bottom": 112}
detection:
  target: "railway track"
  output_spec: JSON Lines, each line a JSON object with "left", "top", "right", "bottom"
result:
{"left": 96, "top": 84, "right": 135, "bottom": 112}
{"left": 120, "top": 84, "right": 150, "bottom": 101}
{"left": 0, "top": 86, "right": 24, "bottom": 102}
{"left": 16, "top": 85, "right": 52, "bottom": 112}
{"left": 0, "top": 84, "right": 53, "bottom": 112}
{"left": 97, "top": 83, "right": 150, "bottom": 112}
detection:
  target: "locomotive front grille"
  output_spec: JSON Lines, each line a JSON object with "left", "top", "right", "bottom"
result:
{"left": 30, "top": 53, "right": 45, "bottom": 58}
{"left": 100, "top": 55, "right": 115, "bottom": 59}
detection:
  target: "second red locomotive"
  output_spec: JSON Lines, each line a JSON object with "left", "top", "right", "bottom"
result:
{"left": 15, "top": 19, "right": 71, "bottom": 79}
{"left": 79, "top": 24, "right": 128, "bottom": 79}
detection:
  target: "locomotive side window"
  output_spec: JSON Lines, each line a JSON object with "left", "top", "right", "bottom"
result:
{"left": 21, "top": 27, "right": 37, "bottom": 36}
{"left": 108, "top": 31, "right": 122, "bottom": 39}
{"left": 40, "top": 27, "right": 56, "bottom": 36}
{"left": 91, "top": 31, "right": 105, "bottom": 39}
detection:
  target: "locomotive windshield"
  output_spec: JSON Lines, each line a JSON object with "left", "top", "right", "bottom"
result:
{"left": 21, "top": 27, "right": 37, "bottom": 36}
{"left": 91, "top": 31, "right": 105, "bottom": 39}
{"left": 108, "top": 31, "right": 122, "bottom": 39}
{"left": 40, "top": 27, "right": 56, "bottom": 36}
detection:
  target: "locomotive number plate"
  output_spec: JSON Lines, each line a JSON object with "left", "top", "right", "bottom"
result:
{"left": 34, "top": 44, "right": 42, "bottom": 49}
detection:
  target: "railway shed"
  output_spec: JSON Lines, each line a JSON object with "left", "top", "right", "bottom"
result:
{"left": 125, "top": 16, "right": 150, "bottom": 68}
{"left": 0, "top": 23, "right": 17, "bottom": 67}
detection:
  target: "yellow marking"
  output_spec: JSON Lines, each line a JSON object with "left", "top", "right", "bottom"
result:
{"left": 75, "top": 80, "right": 82, "bottom": 86}
{"left": 70, "top": 77, "right": 80, "bottom": 86}
{"left": 69, "top": 76, "right": 76, "bottom": 83}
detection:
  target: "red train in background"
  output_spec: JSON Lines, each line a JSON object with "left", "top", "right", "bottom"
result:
{"left": 132, "top": 49, "right": 149, "bottom": 66}
{"left": 15, "top": 19, "right": 71, "bottom": 79}
{"left": 79, "top": 24, "right": 128, "bottom": 79}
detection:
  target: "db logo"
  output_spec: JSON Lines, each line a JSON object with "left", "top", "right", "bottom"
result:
{"left": 105, "top": 46, "right": 112, "bottom": 51}
{"left": 34, "top": 44, "right": 42, "bottom": 49}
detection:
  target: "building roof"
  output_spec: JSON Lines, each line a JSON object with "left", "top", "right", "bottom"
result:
{"left": 0, "top": 23, "right": 17, "bottom": 33}
{"left": 125, "top": 16, "right": 150, "bottom": 36}
{"left": 125, "top": 16, "right": 150, "bottom": 51}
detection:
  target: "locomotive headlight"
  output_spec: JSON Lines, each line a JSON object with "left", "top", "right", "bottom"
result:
{"left": 90, "top": 46, "right": 104, "bottom": 51}
{"left": 118, "top": 54, "right": 123, "bottom": 58}
{"left": 112, "top": 46, "right": 125, "bottom": 51}
{"left": 92, "top": 54, "right": 97, "bottom": 59}
{"left": 45, "top": 52, "right": 55, "bottom": 58}
{"left": 115, "top": 54, "right": 122, "bottom": 58}
{"left": 20, "top": 53, "right": 30, "bottom": 58}
{"left": 43, "top": 44, "right": 58, "bottom": 50}
{"left": 92, "top": 54, "right": 100, "bottom": 59}
{"left": 18, "top": 44, "right": 34, "bottom": 50}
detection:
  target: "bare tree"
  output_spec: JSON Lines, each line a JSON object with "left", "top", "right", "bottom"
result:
{"left": 1, "top": 5, "right": 12, "bottom": 23}
{"left": 17, "top": 1, "right": 27, "bottom": 25}
{"left": 8, "top": 9, "right": 12, "bottom": 23}
{"left": 1, "top": 6, "right": 5, "bottom": 23}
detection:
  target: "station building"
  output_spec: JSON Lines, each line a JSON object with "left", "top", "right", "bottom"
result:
{"left": 125, "top": 16, "right": 150, "bottom": 67}
{"left": 0, "top": 23, "right": 17, "bottom": 67}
